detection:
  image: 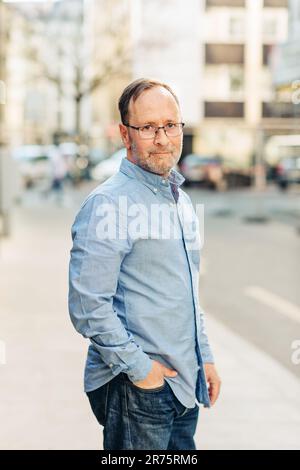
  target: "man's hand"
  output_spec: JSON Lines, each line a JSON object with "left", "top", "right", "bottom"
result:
{"left": 132, "top": 360, "right": 178, "bottom": 390}
{"left": 204, "top": 363, "right": 221, "bottom": 406}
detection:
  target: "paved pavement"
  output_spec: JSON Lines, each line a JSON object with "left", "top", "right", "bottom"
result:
{"left": 0, "top": 184, "right": 299, "bottom": 449}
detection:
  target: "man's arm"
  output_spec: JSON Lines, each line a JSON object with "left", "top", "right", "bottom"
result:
{"left": 68, "top": 193, "right": 153, "bottom": 382}
{"left": 198, "top": 306, "right": 215, "bottom": 364}
{"left": 198, "top": 306, "right": 221, "bottom": 406}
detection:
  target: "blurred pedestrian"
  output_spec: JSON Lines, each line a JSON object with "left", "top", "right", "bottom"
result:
{"left": 68, "top": 78, "right": 221, "bottom": 450}
{"left": 48, "top": 144, "right": 67, "bottom": 203}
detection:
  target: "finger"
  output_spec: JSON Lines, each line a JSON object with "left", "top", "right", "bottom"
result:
{"left": 164, "top": 368, "right": 178, "bottom": 377}
{"left": 209, "top": 381, "right": 220, "bottom": 405}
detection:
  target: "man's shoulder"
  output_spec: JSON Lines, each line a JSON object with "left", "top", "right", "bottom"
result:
{"left": 79, "top": 171, "right": 133, "bottom": 210}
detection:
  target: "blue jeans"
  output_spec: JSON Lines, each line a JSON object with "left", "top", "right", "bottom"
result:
{"left": 86, "top": 372, "right": 199, "bottom": 450}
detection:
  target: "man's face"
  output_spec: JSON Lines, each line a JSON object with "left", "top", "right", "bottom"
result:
{"left": 119, "top": 86, "right": 183, "bottom": 178}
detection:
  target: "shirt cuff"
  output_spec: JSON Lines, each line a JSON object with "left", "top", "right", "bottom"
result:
{"left": 126, "top": 351, "right": 153, "bottom": 383}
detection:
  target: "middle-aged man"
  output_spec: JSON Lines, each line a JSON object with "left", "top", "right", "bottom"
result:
{"left": 68, "top": 78, "right": 221, "bottom": 450}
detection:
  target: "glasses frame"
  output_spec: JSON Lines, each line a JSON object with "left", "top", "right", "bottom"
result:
{"left": 124, "top": 122, "right": 185, "bottom": 140}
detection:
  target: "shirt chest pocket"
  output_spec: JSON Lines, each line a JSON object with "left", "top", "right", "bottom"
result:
{"left": 182, "top": 218, "right": 201, "bottom": 269}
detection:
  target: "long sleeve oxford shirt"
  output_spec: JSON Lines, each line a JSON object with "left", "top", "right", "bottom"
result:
{"left": 68, "top": 157, "right": 214, "bottom": 408}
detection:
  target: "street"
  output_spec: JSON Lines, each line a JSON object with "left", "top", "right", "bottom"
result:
{"left": 188, "top": 185, "right": 300, "bottom": 379}
{"left": 0, "top": 182, "right": 299, "bottom": 449}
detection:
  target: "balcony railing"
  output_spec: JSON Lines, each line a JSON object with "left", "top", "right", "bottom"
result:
{"left": 263, "top": 0, "right": 288, "bottom": 8}
{"left": 262, "top": 102, "right": 300, "bottom": 118}
{"left": 205, "top": 44, "right": 244, "bottom": 64}
{"left": 206, "top": 0, "right": 245, "bottom": 7}
{"left": 205, "top": 101, "right": 245, "bottom": 118}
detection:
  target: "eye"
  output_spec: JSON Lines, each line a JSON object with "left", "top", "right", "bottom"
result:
{"left": 141, "top": 125, "right": 153, "bottom": 131}
{"left": 166, "top": 123, "right": 176, "bottom": 129}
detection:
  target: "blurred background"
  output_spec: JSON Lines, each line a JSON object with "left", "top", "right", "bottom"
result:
{"left": 0, "top": 0, "right": 299, "bottom": 450}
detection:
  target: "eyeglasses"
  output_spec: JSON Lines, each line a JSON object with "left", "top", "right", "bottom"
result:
{"left": 124, "top": 122, "right": 185, "bottom": 140}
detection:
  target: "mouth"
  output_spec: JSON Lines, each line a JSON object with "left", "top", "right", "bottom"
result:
{"left": 151, "top": 152, "right": 172, "bottom": 155}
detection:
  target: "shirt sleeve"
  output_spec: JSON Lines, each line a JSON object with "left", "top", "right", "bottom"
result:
{"left": 182, "top": 189, "right": 215, "bottom": 365}
{"left": 68, "top": 193, "right": 153, "bottom": 382}
{"left": 198, "top": 306, "right": 215, "bottom": 364}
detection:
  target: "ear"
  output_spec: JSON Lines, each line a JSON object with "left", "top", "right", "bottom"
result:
{"left": 119, "top": 124, "right": 131, "bottom": 150}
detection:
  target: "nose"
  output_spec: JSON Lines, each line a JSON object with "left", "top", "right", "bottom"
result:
{"left": 153, "top": 127, "right": 169, "bottom": 146}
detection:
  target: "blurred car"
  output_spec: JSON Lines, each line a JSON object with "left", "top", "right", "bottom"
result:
{"left": 89, "top": 148, "right": 107, "bottom": 165}
{"left": 91, "top": 148, "right": 126, "bottom": 182}
{"left": 180, "top": 154, "right": 226, "bottom": 190}
{"left": 59, "top": 141, "right": 79, "bottom": 157}
{"left": 12, "top": 145, "right": 51, "bottom": 188}
{"left": 276, "top": 156, "right": 300, "bottom": 190}
{"left": 222, "top": 159, "right": 252, "bottom": 188}
{"left": 58, "top": 141, "right": 91, "bottom": 183}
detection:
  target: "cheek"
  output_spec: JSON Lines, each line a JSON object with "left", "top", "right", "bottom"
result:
{"left": 174, "top": 138, "right": 183, "bottom": 153}
{"left": 139, "top": 143, "right": 153, "bottom": 156}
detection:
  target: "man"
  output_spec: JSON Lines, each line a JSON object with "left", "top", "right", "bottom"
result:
{"left": 68, "top": 78, "right": 221, "bottom": 450}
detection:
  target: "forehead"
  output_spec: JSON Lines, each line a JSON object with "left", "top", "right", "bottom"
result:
{"left": 128, "top": 86, "right": 181, "bottom": 122}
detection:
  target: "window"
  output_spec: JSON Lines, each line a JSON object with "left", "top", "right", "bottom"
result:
{"left": 263, "top": 44, "right": 274, "bottom": 65}
{"left": 229, "top": 17, "right": 244, "bottom": 37}
{"left": 229, "top": 67, "right": 244, "bottom": 92}
{"left": 263, "top": 18, "right": 277, "bottom": 37}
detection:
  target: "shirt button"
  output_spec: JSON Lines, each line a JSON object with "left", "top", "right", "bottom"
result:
{"left": 109, "top": 363, "right": 113, "bottom": 368}
{"left": 153, "top": 187, "right": 157, "bottom": 193}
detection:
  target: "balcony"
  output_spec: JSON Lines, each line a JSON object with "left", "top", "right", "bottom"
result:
{"left": 205, "top": 101, "right": 244, "bottom": 118}
{"left": 206, "top": 0, "right": 245, "bottom": 7}
{"left": 262, "top": 102, "right": 300, "bottom": 118}
{"left": 263, "top": 0, "right": 288, "bottom": 7}
{"left": 262, "top": 102, "right": 300, "bottom": 119}
{"left": 205, "top": 44, "right": 244, "bottom": 64}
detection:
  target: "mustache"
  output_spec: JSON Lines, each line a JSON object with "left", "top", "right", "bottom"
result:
{"left": 149, "top": 148, "right": 174, "bottom": 154}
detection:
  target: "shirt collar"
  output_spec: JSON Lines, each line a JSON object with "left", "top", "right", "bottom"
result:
{"left": 119, "top": 157, "right": 185, "bottom": 195}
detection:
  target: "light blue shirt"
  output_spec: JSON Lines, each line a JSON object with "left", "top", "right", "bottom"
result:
{"left": 68, "top": 157, "right": 214, "bottom": 408}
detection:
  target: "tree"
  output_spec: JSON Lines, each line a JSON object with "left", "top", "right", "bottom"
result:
{"left": 21, "top": 0, "right": 131, "bottom": 142}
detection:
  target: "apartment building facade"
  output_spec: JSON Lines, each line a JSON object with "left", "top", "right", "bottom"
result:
{"left": 199, "top": 0, "right": 288, "bottom": 166}
{"left": 272, "top": 0, "right": 300, "bottom": 100}
{"left": 130, "top": 0, "right": 289, "bottom": 167}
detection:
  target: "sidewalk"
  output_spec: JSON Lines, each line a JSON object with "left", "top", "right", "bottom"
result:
{"left": 197, "top": 315, "right": 300, "bottom": 450}
{"left": 0, "top": 199, "right": 299, "bottom": 449}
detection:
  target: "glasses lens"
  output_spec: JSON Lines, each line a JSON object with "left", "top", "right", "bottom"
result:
{"left": 139, "top": 126, "right": 155, "bottom": 139}
{"left": 165, "top": 124, "right": 182, "bottom": 137}
{"left": 138, "top": 124, "right": 183, "bottom": 139}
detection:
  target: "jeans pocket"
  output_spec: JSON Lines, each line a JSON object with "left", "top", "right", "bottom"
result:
{"left": 87, "top": 381, "right": 110, "bottom": 426}
{"left": 127, "top": 379, "right": 167, "bottom": 394}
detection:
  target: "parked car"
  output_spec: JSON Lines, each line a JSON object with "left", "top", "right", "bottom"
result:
{"left": 276, "top": 156, "right": 300, "bottom": 190}
{"left": 222, "top": 159, "right": 252, "bottom": 188}
{"left": 12, "top": 145, "right": 51, "bottom": 188}
{"left": 179, "top": 154, "right": 226, "bottom": 190}
{"left": 58, "top": 141, "right": 91, "bottom": 183}
{"left": 91, "top": 148, "right": 126, "bottom": 182}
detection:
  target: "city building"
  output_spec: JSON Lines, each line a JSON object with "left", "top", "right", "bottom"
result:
{"left": 272, "top": 0, "right": 300, "bottom": 107}
{"left": 129, "top": 0, "right": 289, "bottom": 167}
